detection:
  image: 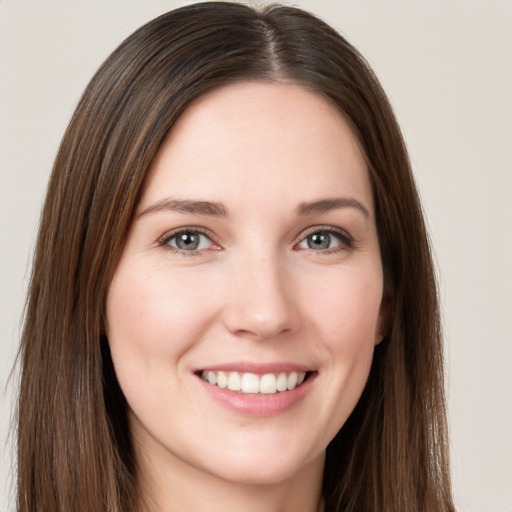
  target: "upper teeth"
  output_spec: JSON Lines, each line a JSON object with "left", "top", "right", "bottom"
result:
{"left": 200, "top": 370, "right": 306, "bottom": 394}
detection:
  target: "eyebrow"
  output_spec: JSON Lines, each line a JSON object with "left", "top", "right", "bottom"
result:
{"left": 138, "top": 198, "right": 228, "bottom": 217}
{"left": 296, "top": 197, "right": 370, "bottom": 218}
{"left": 138, "top": 196, "right": 370, "bottom": 219}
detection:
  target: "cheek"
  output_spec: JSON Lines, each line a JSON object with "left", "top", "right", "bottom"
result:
{"left": 303, "top": 267, "right": 383, "bottom": 350}
{"left": 282, "top": 266, "right": 382, "bottom": 448}
{"left": 105, "top": 265, "right": 216, "bottom": 372}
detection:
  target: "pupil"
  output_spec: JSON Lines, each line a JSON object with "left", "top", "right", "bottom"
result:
{"left": 308, "top": 233, "right": 330, "bottom": 250}
{"left": 177, "top": 233, "right": 199, "bottom": 250}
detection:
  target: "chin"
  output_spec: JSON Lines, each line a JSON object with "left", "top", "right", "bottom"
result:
{"left": 200, "top": 442, "right": 324, "bottom": 487}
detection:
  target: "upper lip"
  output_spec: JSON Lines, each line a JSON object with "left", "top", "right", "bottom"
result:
{"left": 196, "top": 361, "right": 314, "bottom": 374}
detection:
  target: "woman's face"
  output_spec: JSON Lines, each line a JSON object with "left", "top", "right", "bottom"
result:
{"left": 106, "top": 82, "right": 384, "bottom": 489}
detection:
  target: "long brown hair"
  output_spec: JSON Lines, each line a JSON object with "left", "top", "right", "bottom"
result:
{"left": 17, "top": 3, "right": 455, "bottom": 511}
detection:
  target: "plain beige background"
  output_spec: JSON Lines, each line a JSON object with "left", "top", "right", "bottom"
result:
{"left": 1, "top": 1, "right": 511, "bottom": 511}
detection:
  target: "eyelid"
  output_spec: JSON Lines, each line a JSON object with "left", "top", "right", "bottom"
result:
{"left": 294, "top": 225, "right": 355, "bottom": 251}
{"left": 158, "top": 226, "right": 222, "bottom": 254}
{"left": 157, "top": 224, "right": 354, "bottom": 255}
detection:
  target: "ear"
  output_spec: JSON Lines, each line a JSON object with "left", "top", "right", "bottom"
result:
{"left": 374, "top": 298, "right": 390, "bottom": 346}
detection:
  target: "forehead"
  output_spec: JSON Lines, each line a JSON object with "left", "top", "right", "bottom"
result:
{"left": 139, "top": 81, "right": 373, "bottom": 215}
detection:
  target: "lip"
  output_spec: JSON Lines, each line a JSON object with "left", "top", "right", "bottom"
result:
{"left": 195, "top": 363, "right": 317, "bottom": 417}
{"left": 197, "top": 361, "right": 313, "bottom": 374}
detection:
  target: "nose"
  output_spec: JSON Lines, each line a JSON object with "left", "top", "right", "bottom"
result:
{"left": 222, "top": 252, "right": 301, "bottom": 340}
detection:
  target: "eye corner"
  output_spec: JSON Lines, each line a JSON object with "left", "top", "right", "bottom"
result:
{"left": 158, "top": 227, "right": 222, "bottom": 255}
{"left": 294, "top": 225, "right": 355, "bottom": 253}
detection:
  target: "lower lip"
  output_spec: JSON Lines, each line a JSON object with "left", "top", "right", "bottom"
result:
{"left": 197, "top": 373, "right": 316, "bottom": 417}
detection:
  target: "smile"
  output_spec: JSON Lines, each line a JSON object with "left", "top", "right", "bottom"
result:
{"left": 200, "top": 370, "right": 309, "bottom": 394}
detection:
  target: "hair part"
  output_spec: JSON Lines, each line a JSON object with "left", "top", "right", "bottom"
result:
{"left": 17, "top": 3, "right": 454, "bottom": 511}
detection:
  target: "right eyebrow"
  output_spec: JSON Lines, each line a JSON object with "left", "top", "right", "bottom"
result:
{"left": 137, "top": 198, "right": 228, "bottom": 218}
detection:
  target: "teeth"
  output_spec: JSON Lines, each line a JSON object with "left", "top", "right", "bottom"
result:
{"left": 287, "top": 372, "right": 298, "bottom": 390}
{"left": 241, "top": 373, "right": 259, "bottom": 393}
{"left": 260, "top": 373, "right": 277, "bottom": 394}
{"left": 216, "top": 371, "right": 228, "bottom": 389}
{"left": 228, "top": 372, "right": 241, "bottom": 391}
{"left": 276, "top": 372, "right": 288, "bottom": 392}
{"left": 200, "top": 370, "right": 307, "bottom": 394}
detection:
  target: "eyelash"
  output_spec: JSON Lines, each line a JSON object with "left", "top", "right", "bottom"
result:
{"left": 295, "top": 226, "right": 355, "bottom": 254}
{"left": 158, "top": 225, "right": 355, "bottom": 256}
{"left": 158, "top": 227, "right": 220, "bottom": 256}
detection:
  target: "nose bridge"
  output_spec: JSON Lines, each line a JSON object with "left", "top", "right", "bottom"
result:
{"left": 223, "top": 245, "right": 299, "bottom": 339}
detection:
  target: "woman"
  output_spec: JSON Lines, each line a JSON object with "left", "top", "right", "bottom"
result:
{"left": 17, "top": 2, "right": 455, "bottom": 511}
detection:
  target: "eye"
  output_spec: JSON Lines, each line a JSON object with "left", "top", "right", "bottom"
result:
{"left": 160, "top": 229, "right": 218, "bottom": 253}
{"left": 296, "top": 227, "right": 353, "bottom": 252}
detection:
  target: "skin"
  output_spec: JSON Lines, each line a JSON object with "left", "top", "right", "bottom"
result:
{"left": 106, "top": 82, "right": 384, "bottom": 512}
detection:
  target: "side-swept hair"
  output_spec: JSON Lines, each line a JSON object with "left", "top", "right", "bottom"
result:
{"left": 17, "top": 3, "right": 454, "bottom": 511}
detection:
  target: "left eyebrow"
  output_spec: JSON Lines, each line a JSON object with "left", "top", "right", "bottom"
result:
{"left": 137, "top": 198, "right": 228, "bottom": 218}
{"left": 296, "top": 197, "right": 370, "bottom": 219}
